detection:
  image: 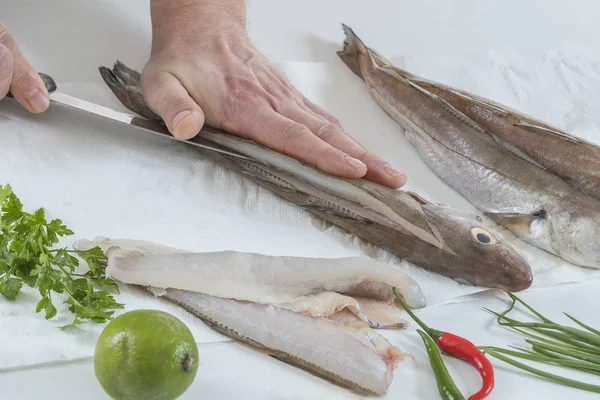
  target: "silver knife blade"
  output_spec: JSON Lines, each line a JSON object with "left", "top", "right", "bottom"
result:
{"left": 48, "top": 91, "right": 254, "bottom": 161}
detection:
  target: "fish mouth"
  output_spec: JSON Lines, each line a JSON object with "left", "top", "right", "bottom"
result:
{"left": 474, "top": 248, "right": 533, "bottom": 292}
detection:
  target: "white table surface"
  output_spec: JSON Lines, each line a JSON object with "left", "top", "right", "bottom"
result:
{"left": 2, "top": 1, "right": 600, "bottom": 399}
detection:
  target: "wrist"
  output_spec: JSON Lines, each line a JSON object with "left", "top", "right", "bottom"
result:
{"left": 150, "top": 0, "right": 247, "bottom": 44}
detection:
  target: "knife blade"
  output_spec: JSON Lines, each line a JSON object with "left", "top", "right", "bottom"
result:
{"left": 48, "top": 91, "right": 254, "bottom": 161}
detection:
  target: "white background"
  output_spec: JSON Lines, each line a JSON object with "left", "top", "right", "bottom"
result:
{"left": 1, "top": 1, "right": 600, "bottom": 399}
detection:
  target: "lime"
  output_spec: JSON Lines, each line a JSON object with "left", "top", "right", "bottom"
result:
{"left": 94, "top": 309, "right": 199, "bottom": 400}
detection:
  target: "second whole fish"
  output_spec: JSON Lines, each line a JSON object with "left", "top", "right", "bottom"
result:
{"left": 337, "top": 24, "right": 600, "bottom": 269}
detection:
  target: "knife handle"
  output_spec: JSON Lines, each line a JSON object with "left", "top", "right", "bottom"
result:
{"left": 6, "top": 72, "right": 57, "bottom": 99}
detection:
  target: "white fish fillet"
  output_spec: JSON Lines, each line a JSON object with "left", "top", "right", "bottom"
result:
{"left": 76, "top": 237, "right": 426, "bottom": 311}
{"left": 277, "top": 292, "right": 408, "bottom": 329}
{"left": 158, "top": 288, "right": 410, "bottom": 395}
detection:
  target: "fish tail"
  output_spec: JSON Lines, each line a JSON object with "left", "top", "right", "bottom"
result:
{"left": 99, "top": 61, "right": 162, "bottom": 121}
{"left": 337, "top": 24, "right": 374, "bottom": 80}
{"left": 98, "top": 65, "right": 123, "bottom": 94}
{"left": 113, "top": 60, "right": 142, "bottom": 87}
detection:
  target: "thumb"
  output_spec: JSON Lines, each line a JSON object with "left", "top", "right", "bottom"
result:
{"left": 140, "top": 69, "right": 205, "bottom": 140}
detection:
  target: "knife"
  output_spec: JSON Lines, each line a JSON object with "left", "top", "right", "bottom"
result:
{"left": 45, "top": 91, "right": 254, "bottom": 161}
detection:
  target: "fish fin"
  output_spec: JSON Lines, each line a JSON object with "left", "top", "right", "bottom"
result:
{"left": 445, "top": 87, "right": 510, "bottom": 116}
{"left": 484, "top": 210, "right": 546, "bottom": 235}
{"left": 98, "top": 63, "right": 163, "bottom": 122}
{"left": 403, "top": 194, "right": 455, "bottom": 255}
{"left": 414, "top": 79, "right": 585, "bottom": 146}
{"left": 367, "top": 47, "right": 393, "bottom": 67}
{"left": 337, "top": 24, "right": 375, "bottom": 80}
{"left": 513, "top": 121, "right": 584, "bottom": 144}
{"left": 402, "top": 77, "right": 551, "bottom": 169}
{"left": 414, "top": 80, "right": 512, "bottom": 116}
{"left": 399, "top": 76, "right": 493, "bottom": 136}
{"left": 484, "top": 130, "right": 548, "bottom": 170}
{"left": 113, "top": 60, "right": 142, "bottom": 87}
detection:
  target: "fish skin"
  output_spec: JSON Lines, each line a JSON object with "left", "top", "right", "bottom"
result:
{"left": 94, "top": 61, "right": 533, "bottom": 291}
{"left": 156, "top": 288, "right": 410, "bottom": 396}
{"left": 387, "top": 69, "right": 600, "bottom": 202}
{"left": 337, "top": 24, "right": 600, "bottom": 269}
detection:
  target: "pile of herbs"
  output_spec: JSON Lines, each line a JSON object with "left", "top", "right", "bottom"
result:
{"left": 0, "top": 184, "right": 123, "bottom": 328}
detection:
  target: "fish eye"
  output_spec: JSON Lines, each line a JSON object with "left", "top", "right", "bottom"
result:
{"left": 470, "top": 227, "right": 498, "bottom": 245}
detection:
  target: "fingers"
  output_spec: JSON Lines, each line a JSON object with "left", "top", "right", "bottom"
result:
{"left": 0, "top": 44, "right": 13, "bottom": 99}
{"left": 241, "top": 107, "right": 370, "bottom": 179}
{"left": 0, "top": 23, "right": 49, "bottom": 113}
{"left": 140, "top": 69, "right": 205, "bottom": 139}
{"left": 283, "top": 100, "right": 408, "bottom": 188}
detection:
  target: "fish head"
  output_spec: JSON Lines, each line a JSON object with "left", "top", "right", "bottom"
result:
{"left": 544, "top": 202, "right": 600, "bottom": 268}
{"left": 423, "top": 204, "right": 533, "bottom": 291}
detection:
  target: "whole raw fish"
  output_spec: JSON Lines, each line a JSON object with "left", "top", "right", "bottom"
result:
{"left": 89, "top": 62, "right": 532, "bottom": 291}
{"left": 337, "top": 24, "right": 600, "bottom": 269}
{"left": 76, "top": 238, "right": 413, "bottom": 395}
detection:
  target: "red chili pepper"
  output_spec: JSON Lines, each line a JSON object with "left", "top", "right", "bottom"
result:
{"left": 393, "top": 288, "right": 494, "bottom": 400}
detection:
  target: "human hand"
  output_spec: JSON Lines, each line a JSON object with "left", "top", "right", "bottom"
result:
{"left": 142, "top": 1, "right": 406, "bottom": 188}
{"left": 0, "top": 21, "right": 50, "bottom": 113}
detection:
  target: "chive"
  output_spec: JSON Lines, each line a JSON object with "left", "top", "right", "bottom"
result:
{"left": 564, "top": 313, "right": 600, "bottom": 337}
{"left": 530, "top": 346, "right": 600, "bottom": 376}
{"left": 507, "top": 345, "right": 538, "bottom": 356}
{"left": 526, "top": 340, "right": 600, "bottom": 365}
{"left": 509, "top": 326, "right": 600, "bottom": 356}
{"left": 486, "top": 351, "right": 600, "bottom": 393}
{"left": 507, "top": 292, "right": 555, "bottom": 324}
{"left": 529, "top": 327, "right": 600, "bottom": 355}
{"left": 500, "top": 322, "right": 600, "bottom": 347}
{"left": 482, "top": 347, "right": 600, "bottom": 372}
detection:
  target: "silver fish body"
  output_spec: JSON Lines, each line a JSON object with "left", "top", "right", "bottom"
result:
{"left": 93, "top": 62, "right": 532, "bottom": 291}
{"left": 337, "top": 24, "right": 600, "bottom": 269}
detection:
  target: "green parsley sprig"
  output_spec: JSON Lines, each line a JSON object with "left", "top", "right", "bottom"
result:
{"left": 0, "top": 184, "right": 124, "bottom": 328}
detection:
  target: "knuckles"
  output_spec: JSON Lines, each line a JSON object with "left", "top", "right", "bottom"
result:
{"left": 0, "top": 25, "right": 15, "bottom": 50}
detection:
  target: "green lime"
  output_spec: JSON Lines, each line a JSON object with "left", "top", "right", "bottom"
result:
{"left": 94, "top": 309, "right": 199, "bottom": 400}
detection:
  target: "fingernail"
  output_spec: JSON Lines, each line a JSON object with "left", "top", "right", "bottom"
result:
{"left": 171, "top": 110, "right": 192, "bottom": 135}
{"left": 383, "top": 163, "right": 405, "bottom": 177}
{"left": 344, "top": 155, "right": 367, "bottom": 169}
{"left": 26, "top": 88, "right": 49, "bottom": 113}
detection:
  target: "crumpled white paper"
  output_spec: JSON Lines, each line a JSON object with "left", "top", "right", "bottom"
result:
{"left": 1, "top": 43, "right": 600, "bottom": 371}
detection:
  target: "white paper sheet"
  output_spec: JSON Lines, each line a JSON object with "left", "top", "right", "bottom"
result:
{"left": 1, "top": 26, "right": 600, "bottom": 372}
